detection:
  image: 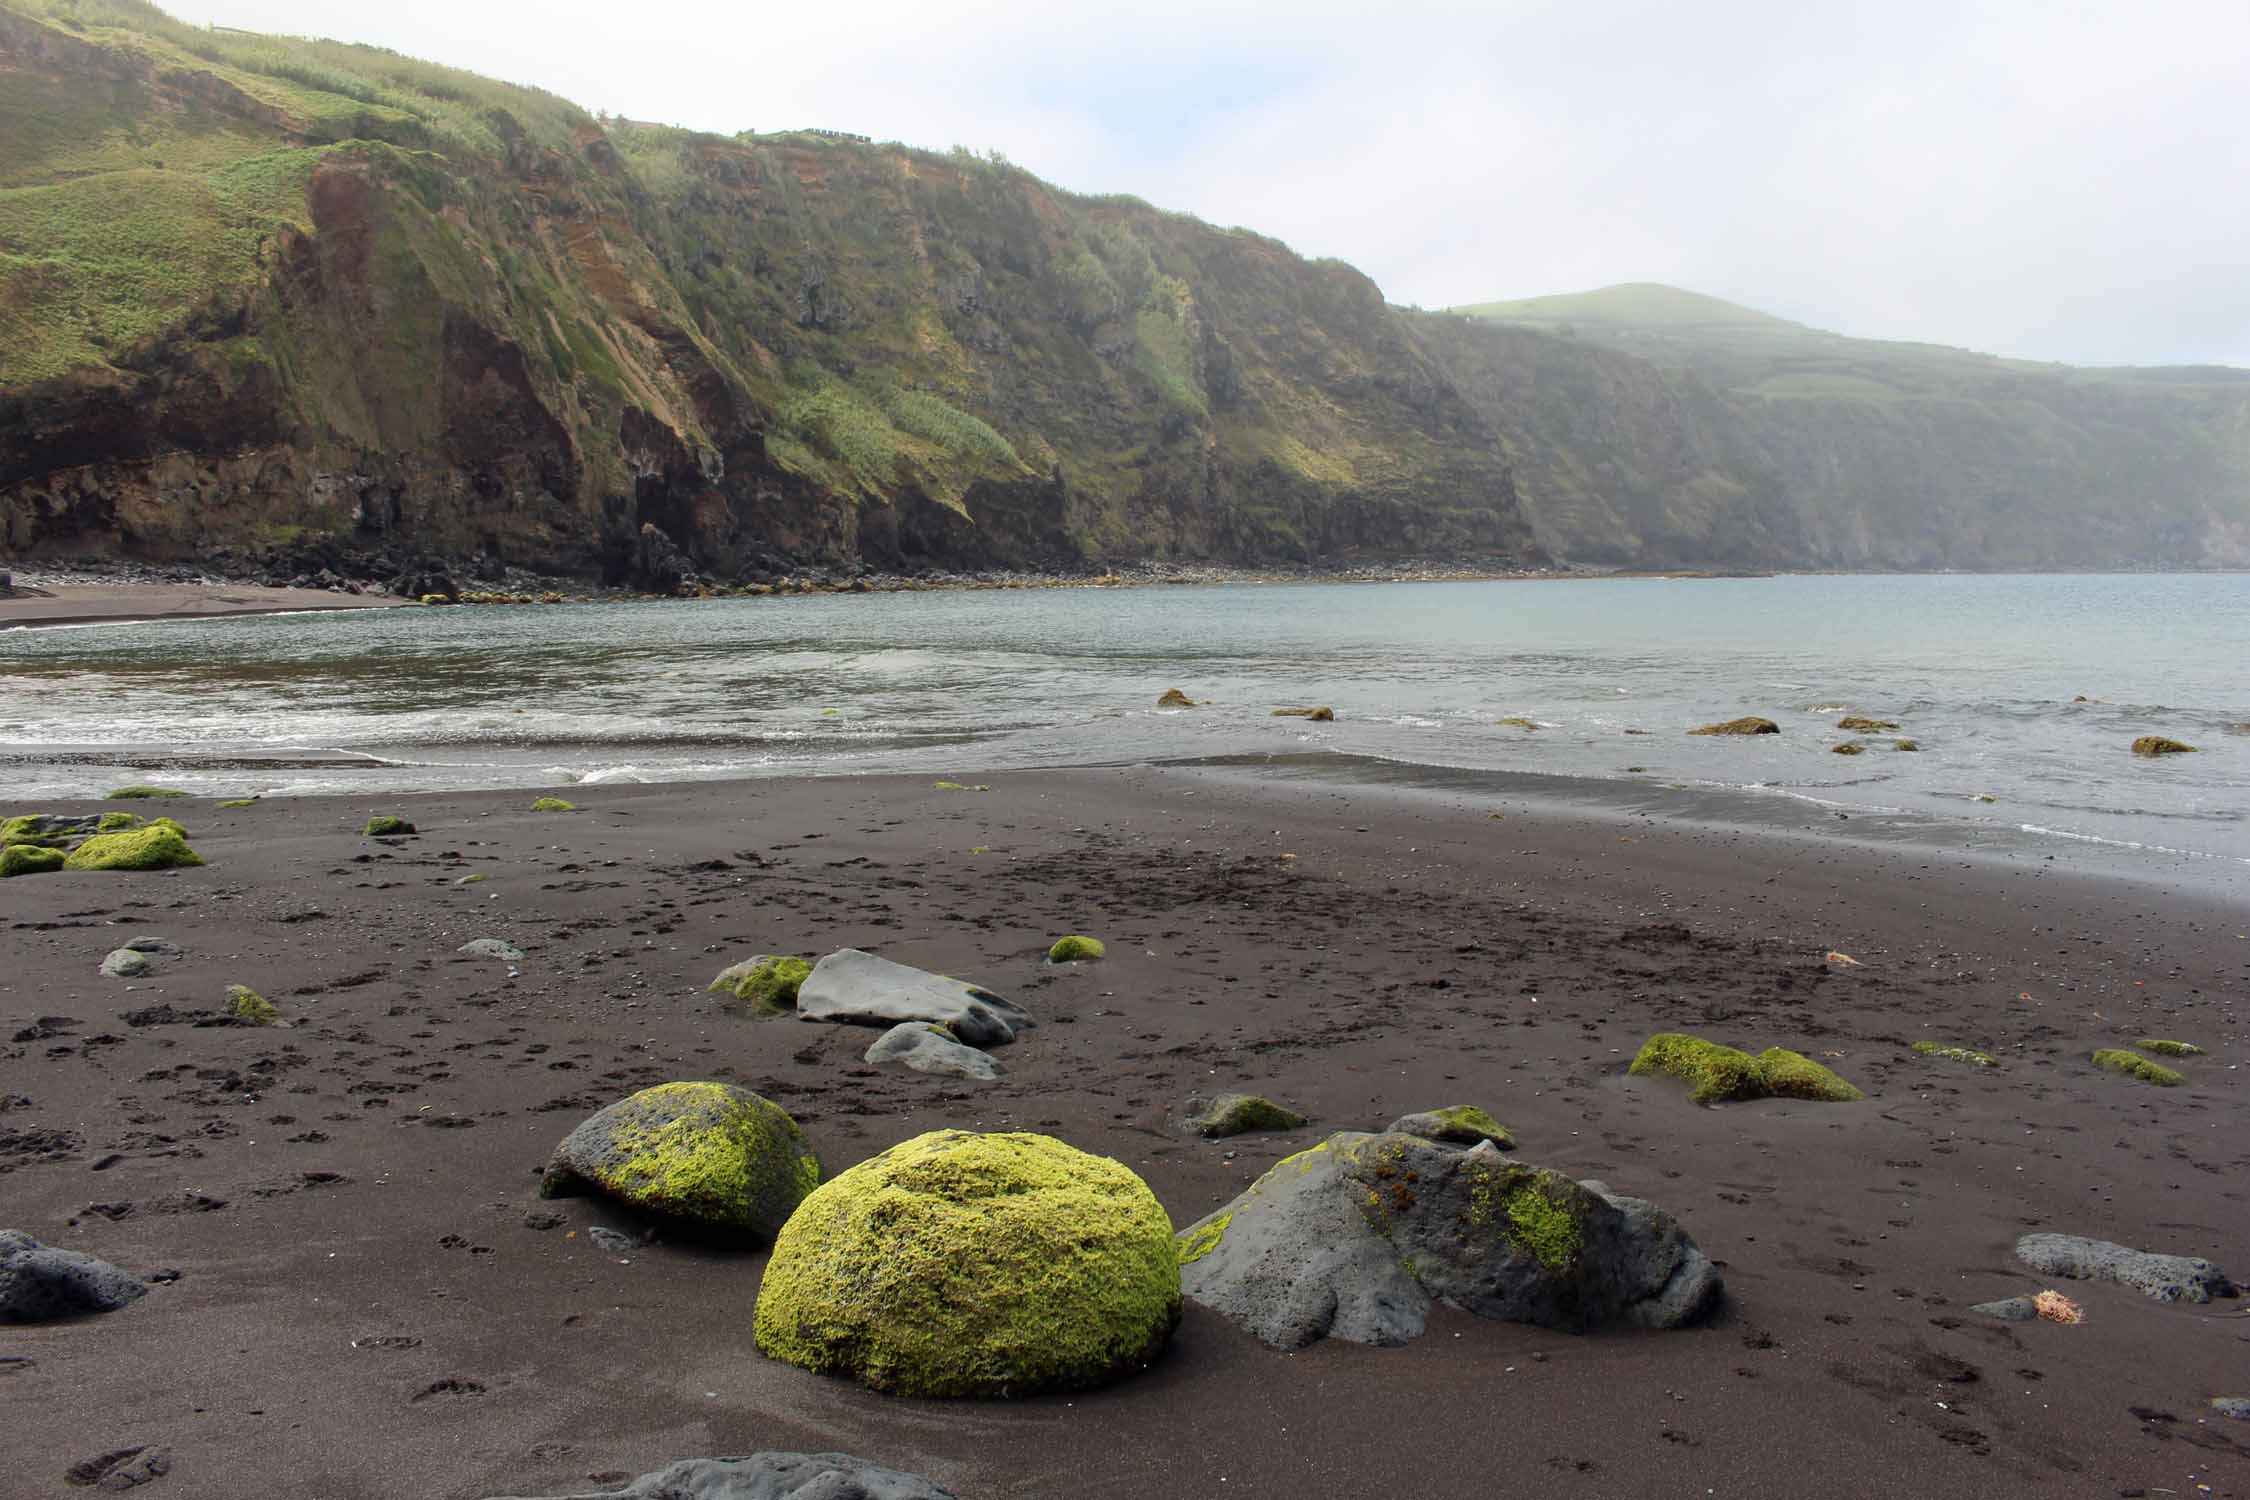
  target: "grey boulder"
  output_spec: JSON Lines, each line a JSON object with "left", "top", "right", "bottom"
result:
{"left": 2014, "top": 1232, "right": 2236, "bottom": 1303}
{"left": 1969, "top": 1296, "right": 2039, "bottom": 1321}
{"left": 101, "top": 948, "right": 154, "bottom": 979}
{"left": 796, "top": 950, "right": 1032, "bottom": 1046}
{"left": 486, "top": 1452, "right": 956, "bottom": 1500}
{"left": 864, "top": 1023, "right": 1004, "bottom": 1081}
{"left": 459, "top": 938, "right": 525, "bottom": 963}
{"left": 1, "top": 1230, "right": 147, "bottom": 1323}
{"left": 1177, "top": 1132, "right": 1719, "bottom": 1351}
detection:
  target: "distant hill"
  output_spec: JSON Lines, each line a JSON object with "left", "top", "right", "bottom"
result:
{"left": 1, "top": 3, "right": 2246, "bottom": 578}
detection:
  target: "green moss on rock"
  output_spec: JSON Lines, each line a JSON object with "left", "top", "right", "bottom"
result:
{"left": 1912, "top": 1040, "right": 1997, "bottom": 1067}
{"left": 2092, "top": 1048, "right": 2183, "bottom": 1086}
{"left": 227, "top": 984, "right": 279, "bottom": 1025}
{"left": 1893, "top": 738, "right": 1921, "bottom": 752}
{"left": 1271, "top": 706, "right": 1336, "bottom": 722}
{"left": 216, "top": 798, "right": 260, "bottom": 809}
{"left": 1502, "top": 1181, "right": 1582, "bottom": 1271}
{"left": 1689, "top": 717, "right": 1779, "bottom": 736}
{"left": 1190, "top": 1093, "right": 1307, "bottom": 1137}
{"left": 363, "top": 815, "right": 416, "bottom": 837}
{"left": 1047, "top": 935, "right": 1105, "bottom": 963}
{"left": 0, "top": 844, "right": 65, "bottom": 877}
{"left": 1177, "top": 1211, "right": 1231, "bottom": 1265}
{"left": 542, "top": 1081, "right": 820, "bottom": 1242}
{"left": 1629, "top": 1032, "right": 1863, "bottom": 1104}
{"left": 62, "top": 825, "right": 205, "bottom": 872}
{"left": 95, "top": 811, "right": 145, "bottom": 832}
{"left": 1836, "top": 716, "right": 1899, "bottom": 732}
{"left": 530, "top": 796, "right": 577, "bottom": 812}
{"left": 2133, "top": 1038, "right": 2203, "bottom": 1057}
{"left": 0, "top": 815, "right": 70, "bottom": 848}
{"left": 2130, "top": 736, "right": 2196, "bottom": 756}
{"left": 105, "top": 785, "right": 190, "bottom": 800}
{"left": 1156, "top": 689, "right": 1197, "bottom": 708}
{"left": 707, "top": 955, "right": 813, "bottom": 1014}
{"left": 753, "top": 1129, "right": 1180, "bottom": 1396}
{"left": 1389, "top": 1104, "right": 1514, "bottom": 1150}
{"left": 1832, "top": 741, "right": 1867, "bottom": 756}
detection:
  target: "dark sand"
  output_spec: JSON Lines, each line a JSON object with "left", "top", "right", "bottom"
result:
{"left": 2, "top": 767, "right": 2245, "bottom": 1499}
{"left": 0, "top": 583, "right": 401, "bottom": 630}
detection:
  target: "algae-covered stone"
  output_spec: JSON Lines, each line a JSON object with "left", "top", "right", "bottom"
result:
{"left": 1387, "top": 1105, "right": 1514, "bottom": 1150}
{"left": 540, "top": 1081, "right": 819, "bottom": 1244}
{"left": 1912, "top": 1040, "right": 1997, "bottom": 1068}
{"left": 2134, "top": 1038, "right": 2203, "bottom": 1057}
{"left": 1046, "top": 935, "right": 1105, "bottom": 963}
{"left": 708, "top": 955, "right": 813, "bottom": 1013}
{"left": 363, "top": 815, "right": 417, "bottom": 837}
{"left": 1495, "top": 717, "right": 1540, "bottom": 730}
{"left": 753, "top": 1129, "right": 1179, "bottom": 1396}
{"left": 1836, "top": 716, "right": 1900, "bottom": 731}
{"left": 2092, "top": 1048, "right": 2183, "bottom": 1086}
{"left": 530, "top": 796, "right": 577, "bottom": 812}
{"left": 101, "top": 948, "right": 154, "bottom": 979}
{"left": 1156, "top": 689, "right": 1198, "bottom": 708}
{"left": 1893, "top": 738, "right": 1921, "bottom": 751}
{"left": 864, "top": 1023, "right": 1004, "bottom": 1081}
{"left": 2130, "top": 736, "right": 2196, "bottom": 756}
{"left": 1, "top": 1230, "right": 147, "bottom": 1323}
{"left": 2014, "top": 1232, "right": 2235, "bottom": 1303}
{"left": 1175, "top": 1132, "right": 1719, "bottom": 1350}
{"left": 1688, "top": 717, "right": 1779, "bottom": 736}
{"left": 1187, "top": 1093, "right": 1306, "bottom": 1138}
{"left": 104, "top": 785, "right": 189, "bottom": 800}
{"left": 1628, "top": 1032, "right": 1863, "bottom": 1104}
{"left": 1831, "top": 741, "right": 1867, "bottom": 756}
{"left": 1, "top": 813, "right": 94, "bottom": 848}
{"left": 216, "top": 798, "right": 259, "bottom": 809}
{"left": 484, "top": 1452, "right": 959, "bottom": 1500}
{"left": 226, "top": 984, "right": 278, "bottom": 1026}
{"left": 1271, "top": 706, "right": 1336, "bottom": 721}
{"left": 95, "top": 810, "right": 145, "bottom": 832}
{"left": 796, "top": 949, "right": 1033, "bottom": 1046}
{"left": 0, "top": 845, "right": 64, "bottom": 878}
{"left": 62, "top": 825, "right": 204, "bottom": 872}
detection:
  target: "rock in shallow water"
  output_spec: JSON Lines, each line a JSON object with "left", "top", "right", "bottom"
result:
{"left": 1176, "top": 1132, "right": 1719, "bottom": 1350}
{"left": 795, "top": 949, "right": 1032, "bottom": 1046}
{"left": 485, "top": 1452, "right": 957, "bottom": 1499}
{"left": 2014, "top": 1232, "right": 2236, "bottom": 1303}
{"left": 863, "top": 1023, "right": 1003, "bottom": 1081}
{"left": 1, "top": 1230, "right": 147, "bottom": 1323}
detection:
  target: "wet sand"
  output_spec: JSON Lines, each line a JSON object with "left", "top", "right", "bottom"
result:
{"left": 1, "top": 766, "right": 2244, "bottom": 1498}
{"left": 0, "top": 584, "right": 401, "bottom": 630}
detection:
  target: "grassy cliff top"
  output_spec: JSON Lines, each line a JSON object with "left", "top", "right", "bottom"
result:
{"left": 1450, "top": 282, "right": 1797, "bottom": 330}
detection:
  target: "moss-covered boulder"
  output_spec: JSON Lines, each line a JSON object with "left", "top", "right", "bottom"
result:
{"left": 226, "top": 985, "right": 279, "bottom": 1026}
{"left": 540, "top": 1081, "right": 819, "bottom": 1243}
{"left": 104, "top": 785, "right": 189, "bottom": 800}
{"left": 1046, "top": 935, "right": 1105, "bottom": 963}
{"left": 1, "top": 814, "right": 98, "bottom": 849}
{"left": 530, "top": 796, "right": 577, "bottom": 812}
{"left": 2092, "top": 1049, "right": 2183, "bottom": 1086}
{"left": 2133, "top": 1038, "right": 2203, "bottom": 1058}
{"left": 61, "top": 825, "right": 204, "bottom": 872}
{"left": 1386, "top": 1105, "right": 1514, "bottom": 1150}
{"left": 1831, "top": 741, "right": 1866, "bottom": 755}
{"left": 1186, "top": 1093, "right": 1306, "bottom": 1137}
{"left": 1156, "top": 689, "right": 1198, "bottom": 708}
{"left": 1175, "top": 1132, "right": 1719, "bottom": 1349}
{"left": 1836, "top": 716, "right": 1899, "bottom": 732}
{"left": 363, "top": 815, "right": 416, "bottom": 837}
{"left": 1893, "top": 738, "right": 1921, "bottom": 752}
{"left": 707, "top": 955, "right": 813, "bottom": 1013}
{"left": 1689, "top": 717, "right": 1779, "bottom": 736}
{"left": 0, "top": 845, "right": 64, "bottom": 878}
{"left": 2131, "top": 736, "right": 2196, "bottom": 756}
{"left": 753, "top": 1130, "right": 1179, "bottom": 1396}
{"left": 1628, "top": 1033, "right": 1863, "bottom": 1104}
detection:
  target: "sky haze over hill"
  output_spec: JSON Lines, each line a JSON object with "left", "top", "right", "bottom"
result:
{"left": 159, "top": 0, "right": 2250, "bottom": 368}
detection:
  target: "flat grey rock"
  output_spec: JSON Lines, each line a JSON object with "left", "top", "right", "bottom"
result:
{"left": 2014, "top": 1232, "right": 2236, "bottom": 1303}
{"left": 796, "top": 950, "right": 1032, "bottom": 1046}
{"left": 1, "top": 1230, "right": 147, "bottom": 1323}
{"left": 485, "top": 1452, "right": 956, "bottom": 1499}
{"left": 1969, "top": 1296, "right": 2039, "bottom": 1321}
{"left": 1178, "top": 1133, "right": 1719, "bottom": 1351}
{"left": 101, "top": 948, "right": 154, "bottom": 979}
{"left": 459, "top": 938, "right": 525, "bottom": 963}
{"left": 863, "top": 1023, "right": 1004, "bottom": 1081}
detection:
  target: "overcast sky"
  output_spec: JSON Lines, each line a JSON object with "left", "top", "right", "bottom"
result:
{"left": 189, "top": 0, "right": 2250, "bottom": 367}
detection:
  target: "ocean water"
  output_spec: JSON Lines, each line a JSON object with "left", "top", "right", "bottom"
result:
{"left": 3, "top": 574, "right": 2244, "bottom": 885}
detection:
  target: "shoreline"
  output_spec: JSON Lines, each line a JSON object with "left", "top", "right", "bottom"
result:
{"left": 2, "top": 766, "right": 2243, "bottom": 1497}
{"left": 0, "top": 582, "right": 408, "bottom": 631}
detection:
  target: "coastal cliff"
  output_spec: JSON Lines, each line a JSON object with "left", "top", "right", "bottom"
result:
{"left": 3, "top": 2, "right": 2247, "bottom": 583}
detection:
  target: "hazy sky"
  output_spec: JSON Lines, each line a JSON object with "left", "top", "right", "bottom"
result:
{"left": 188, "top": 0, "right": 2250, "bottom": 367}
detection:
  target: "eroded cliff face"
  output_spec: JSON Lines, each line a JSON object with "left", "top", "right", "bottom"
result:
{"left": 0, "top": 2, "right": 1531, "bottom": 581}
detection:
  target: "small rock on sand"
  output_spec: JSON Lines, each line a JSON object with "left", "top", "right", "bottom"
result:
{"left": 100, "top": 949, "right": 154, "bottom": 979}
{"left": 1, "top": 1230, "right": 148, "bottom": 1323}
{"left": 458, "top": 938, "right": 525, "bottom": 962}
{"left": 864, "top": 1023, "right": 1004, "bottom": 1081}
{"left": 484, "top": 1452, "right": 958, "bottom": 1500}
{"left": 1969, "top": 1296, "right": 2038, "bottom": 1321}
{"left": 2014, "top": 1232, "right": 2236, "bottom": 1303}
